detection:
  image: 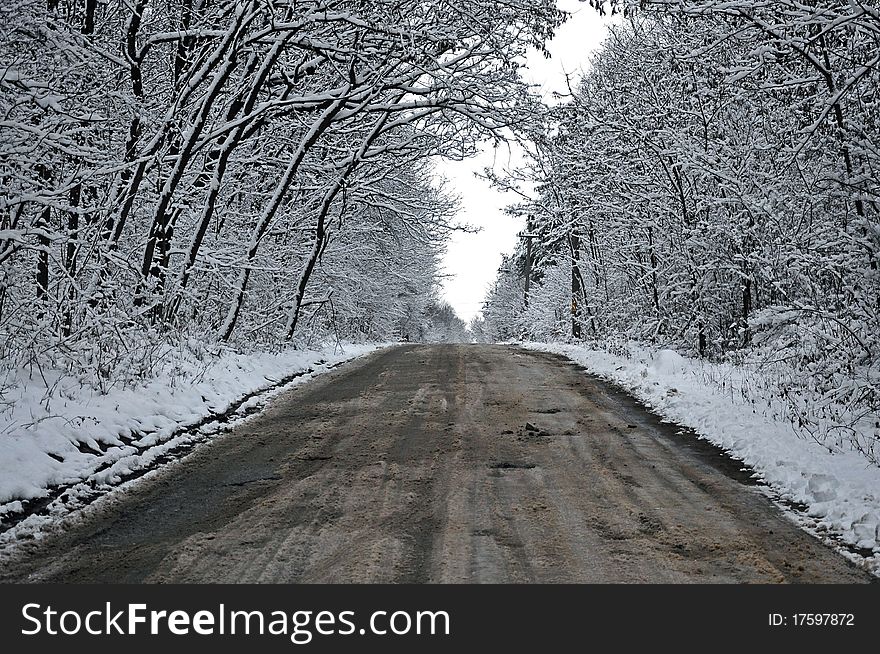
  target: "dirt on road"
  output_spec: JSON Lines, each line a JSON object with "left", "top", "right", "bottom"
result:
{"left": 0, "top": 345, "right": 872, "bottom": 583}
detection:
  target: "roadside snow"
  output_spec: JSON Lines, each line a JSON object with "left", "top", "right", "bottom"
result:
{"left": 0, "top": 343, "right": 384, "bottom": 517}
{"left": 523, "top": 342, "right": 880, "bottom": 575}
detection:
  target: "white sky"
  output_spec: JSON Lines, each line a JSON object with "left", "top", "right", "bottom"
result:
{"left": 437, "top": 0, "right": 613, "bottom": 323}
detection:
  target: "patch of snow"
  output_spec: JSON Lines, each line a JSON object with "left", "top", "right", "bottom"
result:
{"left": 649, "top": 349, "right": 687, "bottom": 376}
{"left": 0, "top": 343, "right": 384, "bottom": 515}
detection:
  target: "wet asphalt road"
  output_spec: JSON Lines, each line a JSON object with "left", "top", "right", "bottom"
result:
{"left": 0, "top": 345, "right": 871, "bottom": 583}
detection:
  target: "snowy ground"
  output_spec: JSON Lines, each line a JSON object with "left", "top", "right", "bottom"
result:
{"left": 0, "top": 342, "right": 384, "bottom": 532}
{"left": 523, "top": 342, "right": 880, "bottom": 576}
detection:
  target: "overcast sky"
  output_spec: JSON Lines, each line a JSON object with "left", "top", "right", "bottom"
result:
{"left": 436, "top": 0, "right": 614, "bottom": 323}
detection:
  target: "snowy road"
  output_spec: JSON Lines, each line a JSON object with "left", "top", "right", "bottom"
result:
{"left": 0, "top": 345, "right": 871, "bottom": 583}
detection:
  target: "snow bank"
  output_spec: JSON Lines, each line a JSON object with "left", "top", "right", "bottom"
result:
{"left": 0, "top": 343, "right": 384, "bottom": 515}
{"left": 523, "top": 342, "right": 880, "bottom": 574}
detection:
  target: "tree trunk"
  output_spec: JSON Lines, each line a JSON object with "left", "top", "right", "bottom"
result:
{"left": 647, "top": 225, "right": 660, "bottom": 314}
{"left": 82, "top": 0, "right": 96, "bottom": 35}
{"left": 523, "top": 228, "right": 533, "bottom": 307}
{"left": 570, "top": 231, "right": 582, "bottom": 340}
{"left": 698, "top": 321, "right": 706, "bottom": 357}
{"left": 63, "top": 184, "right": 80, "bottom": 336}
{"left": 35, "top": 165, "right": 52, "bottom": 319}
{"left": 742, "top": 276, "right": 752, "bottom": 346}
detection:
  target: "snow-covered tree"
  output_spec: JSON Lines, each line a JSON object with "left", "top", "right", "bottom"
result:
{"left": 1, "top": 0, "right": 564, "bottom": 383}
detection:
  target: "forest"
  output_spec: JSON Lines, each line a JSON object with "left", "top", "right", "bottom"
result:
{"left": 478, "top": 0, "right": 880, "bottom": 464}
{"left": 0, "top": 0, "right": 541, "bottom": 387}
